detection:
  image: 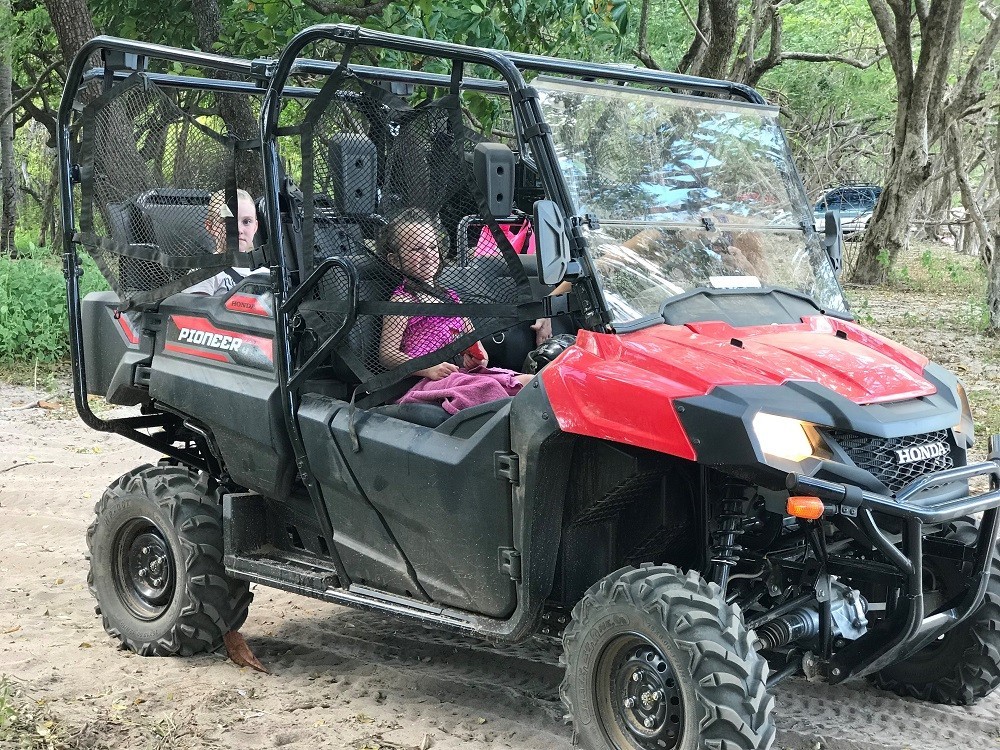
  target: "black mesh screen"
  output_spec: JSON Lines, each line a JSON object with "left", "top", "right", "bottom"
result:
{"left": 281, "top": 70, "right": 536, "bottom": 394}
{"left": 75, "top": 74, "right": 263, "bottom": 307}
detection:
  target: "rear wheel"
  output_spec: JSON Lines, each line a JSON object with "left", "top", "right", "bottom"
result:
{"left": 87, "top": 464, "right": 252, "bottom": 656}
{"left": 871, "top": 520, "right": 1000, "bottom": 704}
{"left": 561, "top": 564, "right": 774, "bottom": 750}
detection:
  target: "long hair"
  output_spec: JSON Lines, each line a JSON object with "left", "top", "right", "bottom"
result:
{"left": 376, "top": 207, "right": 446, "bottom": 260}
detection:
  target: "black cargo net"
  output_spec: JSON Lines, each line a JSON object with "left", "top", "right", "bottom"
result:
{"left": 281, "top": 68, "right": 536, "bottom": 395}
{"left": 74, "top": 73, "right": 265, "bottom": 307}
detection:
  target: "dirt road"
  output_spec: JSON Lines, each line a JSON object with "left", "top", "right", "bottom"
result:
{"left": 3, "top": 379, "right": 1000, "bottom": 750}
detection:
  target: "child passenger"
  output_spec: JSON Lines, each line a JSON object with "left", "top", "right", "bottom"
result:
{"left": 378, "top": 208, "right": 532, "bottom": 414}
{"left": 184, "top": 189, "right": 258, "bottom": 295}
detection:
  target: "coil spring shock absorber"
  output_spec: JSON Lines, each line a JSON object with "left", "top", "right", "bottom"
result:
{"left": 711, "top": 490, "right": 746, "bottom": 591}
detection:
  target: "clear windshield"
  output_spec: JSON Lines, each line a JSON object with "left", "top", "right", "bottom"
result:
{"left": 585, "top": 224, "right": 846, "bottom": 322}
{"left": 535, "top": 77, "right": 848, "bottom": 322}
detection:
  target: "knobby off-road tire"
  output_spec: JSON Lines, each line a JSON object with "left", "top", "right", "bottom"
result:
{"left": 871, "top": 520, "right": 1000, "bottom": 705}
{"left": 86, "top": 464, "right": 252, "bottom": 656}
{"left": 561, "top": 564, "right": 775, "bottom": 750}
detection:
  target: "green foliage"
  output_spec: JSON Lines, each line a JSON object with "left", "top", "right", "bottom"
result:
{"left": 0, "top": 676, "right": 67, "bottom": 749}
{"left": 850, "top": 295, "right": 876, "bottom": 326}
{"left": 892, "top": 242, "right": 984, "bottom": 295}
{"left": 0, "top": 244, "right": 107, "bottom": 363}
{"left": 758, "top": 0, "right": 893, "bottom": 112}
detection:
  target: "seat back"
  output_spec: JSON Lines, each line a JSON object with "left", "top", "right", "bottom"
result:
{"left": 135, "top": 188, "right": 214, "bottom": 256}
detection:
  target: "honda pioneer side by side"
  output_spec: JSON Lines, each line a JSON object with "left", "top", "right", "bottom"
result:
{"left": 59, "top": 26, "right": 1000, "bottom": 750}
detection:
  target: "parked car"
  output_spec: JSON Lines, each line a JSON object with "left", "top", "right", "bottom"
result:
{"left": 814, "top": 184, "right": 881, "bottom": 238}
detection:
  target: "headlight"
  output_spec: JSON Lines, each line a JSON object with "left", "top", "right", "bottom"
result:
{"left": 954, "top": 382, "right": 974, "bottom": 446}
{"left": 752, "top": 412, "right": 823, "bottom": 463}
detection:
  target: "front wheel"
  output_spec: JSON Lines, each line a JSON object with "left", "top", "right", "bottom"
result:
{"left": 86, "top": 464, "right": 252, "bottom": 656}
{"left": 560, "top": 564, "right": 775, "bottom": 750}
{"left": 870, "top": 520, "right": 1000, "bottom": 704}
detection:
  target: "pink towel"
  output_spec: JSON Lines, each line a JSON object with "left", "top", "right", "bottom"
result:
{"left": 474, "top": 222, "right": 535, "bottom": 256}
{"left": 397, "top": 367, "right": 524, "bottom": 414}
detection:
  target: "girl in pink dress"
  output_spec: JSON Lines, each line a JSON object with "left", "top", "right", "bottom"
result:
{"left": 378, "top": 209, "right": 532, "bottom": 413}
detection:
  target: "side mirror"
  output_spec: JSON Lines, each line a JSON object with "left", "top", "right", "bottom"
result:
{"left": 534, "top": 200, "right": 570, "bottom": 286}
{"left": 822, "top": 210, "right": 843, "bottom": 275}
{"left": 473, "top": 143, "right": 515, "bottom": 220}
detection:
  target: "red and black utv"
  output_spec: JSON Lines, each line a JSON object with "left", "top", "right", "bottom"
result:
{"left": 59, "top": 25, "right": 1000, "bottom": 750}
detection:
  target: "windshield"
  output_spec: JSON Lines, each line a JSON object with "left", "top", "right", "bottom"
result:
{"left": 535, "top": 77, "right": 848, "bottom": 322}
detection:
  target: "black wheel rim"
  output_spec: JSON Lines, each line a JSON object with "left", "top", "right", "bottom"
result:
{"left": 594, "top": 632, "right": 684, "bottom": 749}
{"left": 112, "top": 518, "right": 175, "bottom": 620}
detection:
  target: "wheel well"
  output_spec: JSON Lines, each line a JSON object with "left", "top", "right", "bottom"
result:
{"left": 547, "top": 438, "right": 699, "bottom": 607}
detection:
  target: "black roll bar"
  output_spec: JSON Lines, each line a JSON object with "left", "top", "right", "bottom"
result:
{"left": 57, "top": 36, "right": 270, "bottom": 467}
{"left": 787, "top": 461, "right": 1000, "bottom": 681}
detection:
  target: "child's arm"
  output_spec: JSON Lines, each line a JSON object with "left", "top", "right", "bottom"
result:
{"left": 379, "top": 312, "right": 411, "bottom": 369}
{"left": 379, "top": 295, "right": 460, "bottom": 380}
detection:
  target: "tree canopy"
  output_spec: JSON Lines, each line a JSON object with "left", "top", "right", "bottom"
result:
{"left": 2, "top": 0, "right": 998, "bottom": 321}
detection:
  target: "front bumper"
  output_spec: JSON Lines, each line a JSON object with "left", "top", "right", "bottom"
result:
{"left": 786, "top": 448, "right": 1000, "bottom": 683}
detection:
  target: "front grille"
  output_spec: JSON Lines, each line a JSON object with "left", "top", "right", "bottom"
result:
{"left": 823, "top": 429, "right": 953, "bottom": 493}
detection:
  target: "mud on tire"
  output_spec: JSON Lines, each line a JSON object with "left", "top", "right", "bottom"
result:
{"left": 870, "top": 520, "right": 1000, "bottom": 705}
{"left": 560, "top": 564, "right": 775, "bottom": 750}
{"left": 86, "top": 464, "right": 252, "bottom": 656}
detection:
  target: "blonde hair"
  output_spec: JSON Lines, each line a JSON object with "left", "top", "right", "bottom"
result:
{"left": 207, "top": 189, "right": 255, "bottom": 221}
{"left": 377, "top": 207, "right": 445, "bottom": 259}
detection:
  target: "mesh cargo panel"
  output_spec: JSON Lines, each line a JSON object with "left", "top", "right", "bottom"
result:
{"left": 75, "top": 73, "right": 263, "bottom": 307}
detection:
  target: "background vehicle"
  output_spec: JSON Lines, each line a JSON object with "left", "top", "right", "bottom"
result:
{"left": 60, "top": 27, "right": 1000, "bottom": 750}
{"left": 813, "top": 183, "right": 882, "bottom": 238}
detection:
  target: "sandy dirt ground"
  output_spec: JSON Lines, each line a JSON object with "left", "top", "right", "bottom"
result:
{"left": 3, "top": 285, "right": 1000, "bottom": 749}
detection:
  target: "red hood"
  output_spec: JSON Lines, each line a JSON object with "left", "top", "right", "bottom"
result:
{"left": 542, "top": 315, "right": 935, "bottom": 460}
{"left": 620, "top": 315, "right": 934, "bottom": 404}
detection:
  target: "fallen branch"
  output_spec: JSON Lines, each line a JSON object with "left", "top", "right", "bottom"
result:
{"left": 1, "top": 460, "right": 55, "bottom": 473}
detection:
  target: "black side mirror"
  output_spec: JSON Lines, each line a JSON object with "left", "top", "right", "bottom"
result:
{"left": 473, "top": 143, "right": 516, "bottom": 220}
{"left": 823, "top": 210, "right": 843, "bottom": 275}
{"left": 534, "top": 200, "right": 570, "bottom": 285}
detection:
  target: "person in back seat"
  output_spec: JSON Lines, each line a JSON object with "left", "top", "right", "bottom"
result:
{"left": 378, "top": 208, "right": 533, "bottom": 414}
{"left": 184, "top": 189, "right": 258, "bottom": 295}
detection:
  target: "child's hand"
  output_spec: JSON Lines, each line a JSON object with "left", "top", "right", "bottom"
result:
{"left": 530, "top": 317, "right": 553, "bottom": 346}
{"left": 462, "top": 341, "right": 488, "bottom": 370}
{"left": 418, "top": 362, "right": 460, "bottom": 380}
{"left": 463, "top": 351, "right": 488, "bottom": 369}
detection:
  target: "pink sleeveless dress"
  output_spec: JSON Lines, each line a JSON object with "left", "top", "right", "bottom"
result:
{"left": 392, "top": 285, "right": 525, "bottom": 414}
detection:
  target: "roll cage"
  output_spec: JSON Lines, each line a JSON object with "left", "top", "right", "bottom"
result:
{"left": 58, "top": 24, "right": 780, "bottom": 473}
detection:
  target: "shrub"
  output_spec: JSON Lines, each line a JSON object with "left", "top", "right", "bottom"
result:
{"left": 0, "top": 243, "right": 108, "bottom": 362}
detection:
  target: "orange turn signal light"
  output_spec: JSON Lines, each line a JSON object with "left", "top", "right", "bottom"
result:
{"left": 786, "top": 495, "right": 825, "bottom": 520}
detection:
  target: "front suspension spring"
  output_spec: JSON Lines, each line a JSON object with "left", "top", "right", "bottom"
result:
{"left": 711, "top": 493, "right": 746, "bottom": 590}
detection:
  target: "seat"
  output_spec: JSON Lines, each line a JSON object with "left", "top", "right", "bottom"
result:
{"left": 134, "top": 188, "right": 214, "bottom": 256}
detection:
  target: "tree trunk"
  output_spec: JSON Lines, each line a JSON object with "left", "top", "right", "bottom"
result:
{"left": 692, "top": 0, "right": 739, "bottom": 80}
{"left": 1, "top": 41, "right": 16, "bottom": 256}
{"left": 677, "top": 0, "right": 739, "bottom": 80}
{"left": 190, "top": 0, "right": 264, "bottom": 196}
{"left": 677, "top": 0, "right": 710, "bottom": 75}
{"left": 848, "top": 170, "right": 922, "bottom": 284}
{"left": 848, "top": 0, "right": 966, "bottom": 284}
{"left": 42, "top": 0, "right": 97, "bottom": 69}
{"left": 37, "top": 158, "right": 59, "bottom": 248}
{"left": 989, "top": 109, "right": 1000, "bottom": 332}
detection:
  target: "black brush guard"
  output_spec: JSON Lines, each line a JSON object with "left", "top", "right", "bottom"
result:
{"left": 787, "top": 442, "right": 1000, "bottom": 683}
